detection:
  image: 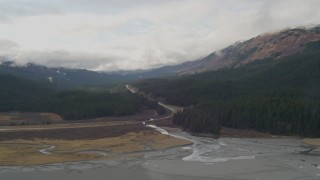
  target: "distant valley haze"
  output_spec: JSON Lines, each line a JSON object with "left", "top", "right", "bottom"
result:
{"left": 1, "top": 0, "right": 320, "bottom": 71}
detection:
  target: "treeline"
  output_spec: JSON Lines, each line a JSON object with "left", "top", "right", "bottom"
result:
{"left": 24, "top": 91, "right": 146, "bottom": 120}
{"left": 0, "top": 73, "right": 155, "bottom": 120}
{"left": 137, "top": 50, "right": 320, "bottom": 137}
{"left": 173, "top": 108, "right": 221, "bottom": 135}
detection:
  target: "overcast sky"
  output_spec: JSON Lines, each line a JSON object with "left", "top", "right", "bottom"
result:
{"left": 0, "top": 0, "right": 320, "bottom": 71}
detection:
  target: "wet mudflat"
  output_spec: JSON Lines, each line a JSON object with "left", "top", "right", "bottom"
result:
{"left": 1, "top": 128, "right": 320, "bottom": 180}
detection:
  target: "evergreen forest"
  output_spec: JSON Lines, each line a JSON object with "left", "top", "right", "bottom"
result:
{"left": 0, "top": 73, "right": 156, "bottom": 120}
{"left": 137, "top": 47, "right": 320, "bottom": 137}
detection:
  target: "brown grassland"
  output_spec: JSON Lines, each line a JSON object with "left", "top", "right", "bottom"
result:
{"left": 0, "top": 112, "right": 191, "bottom": 166}
{"left": 0, "top": 130, "right": 190, "bottom": 166}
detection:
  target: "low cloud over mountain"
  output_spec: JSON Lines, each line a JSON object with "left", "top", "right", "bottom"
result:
{"left": 1, "top": 0, "right": 320, "bottom": 71}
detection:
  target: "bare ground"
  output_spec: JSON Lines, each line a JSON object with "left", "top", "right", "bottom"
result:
{"left": 304, "top": 138, "right": 320, "bottom": 146}
{"left": 0, "top": 123, "right": 149, "bottom": 140}
{"left": 0, "top": 112, "right": 63, "bottom": 126}
{"left": 0, "top": 108, "right": 191, "bottom": 166}
{"left": 0, "top": 129, "right": 190, "bottom": 166}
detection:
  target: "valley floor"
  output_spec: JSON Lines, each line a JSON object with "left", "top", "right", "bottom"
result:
{"left": 0, "top": 109, "right": 189, "bottom": 166}
{"left": 0, "top": 128, "right": 319, "bottom": 180}
{"left": 0, "top": 102, "right": 319, "bottom": 179}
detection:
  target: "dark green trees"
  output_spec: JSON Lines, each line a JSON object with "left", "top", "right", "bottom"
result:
{"left": 0, "top": 73, "right": 155, "bottom": 120}
{"left": 174, "top": 108, "right": 221, "bottom": 135}
{"left": 138, "top": 51, "right": 320, "bottom": 137}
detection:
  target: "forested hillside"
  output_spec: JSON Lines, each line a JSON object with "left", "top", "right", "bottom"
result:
{"left": 0, "top": 73, "right": 153, "bottom": 120}
{"left": 0, "top": 62, "right": 127, "bottom": 88}
{"left": 136, "top": 46, "right": 320, "bottom": 137}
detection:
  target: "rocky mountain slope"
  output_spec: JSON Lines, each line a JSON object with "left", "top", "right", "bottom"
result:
{"left": 171, "top": 26, "right": 320, "bottom": 74}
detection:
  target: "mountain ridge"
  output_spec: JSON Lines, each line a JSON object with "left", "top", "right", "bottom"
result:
{"left": 111, "top": 26, "right": 320, "bottom": 75}
{"left": 0, "top": 61, "right": 128, "bottom": 88}
{"left": 1, "top": 25, "right": 320, "bottom": 84}
{"left": 170, "top": 26, "right": 320, "bottom": 74}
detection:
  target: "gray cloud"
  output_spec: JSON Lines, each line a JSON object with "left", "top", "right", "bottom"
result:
{"left": 0, "top": 0, "right": 320, "bottom": 71}
{"left": 7, "top": 50, "right": 120, "bottom": 71}
{"left": 0, "top": 1, "right": 60, "bottom": 22}
{"left": 0, "top": 39, "right": 19, "bottom": 49}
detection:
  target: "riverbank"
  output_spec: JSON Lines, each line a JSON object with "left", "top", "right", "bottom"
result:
{"left": 0, "top": 129, "right": 190, "bottom": 166}
{"left": 0, "top": 113, "right": 319, "bottom": 179}
{"left": 1, "top": 134, "right": 319, "bottom": 180}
